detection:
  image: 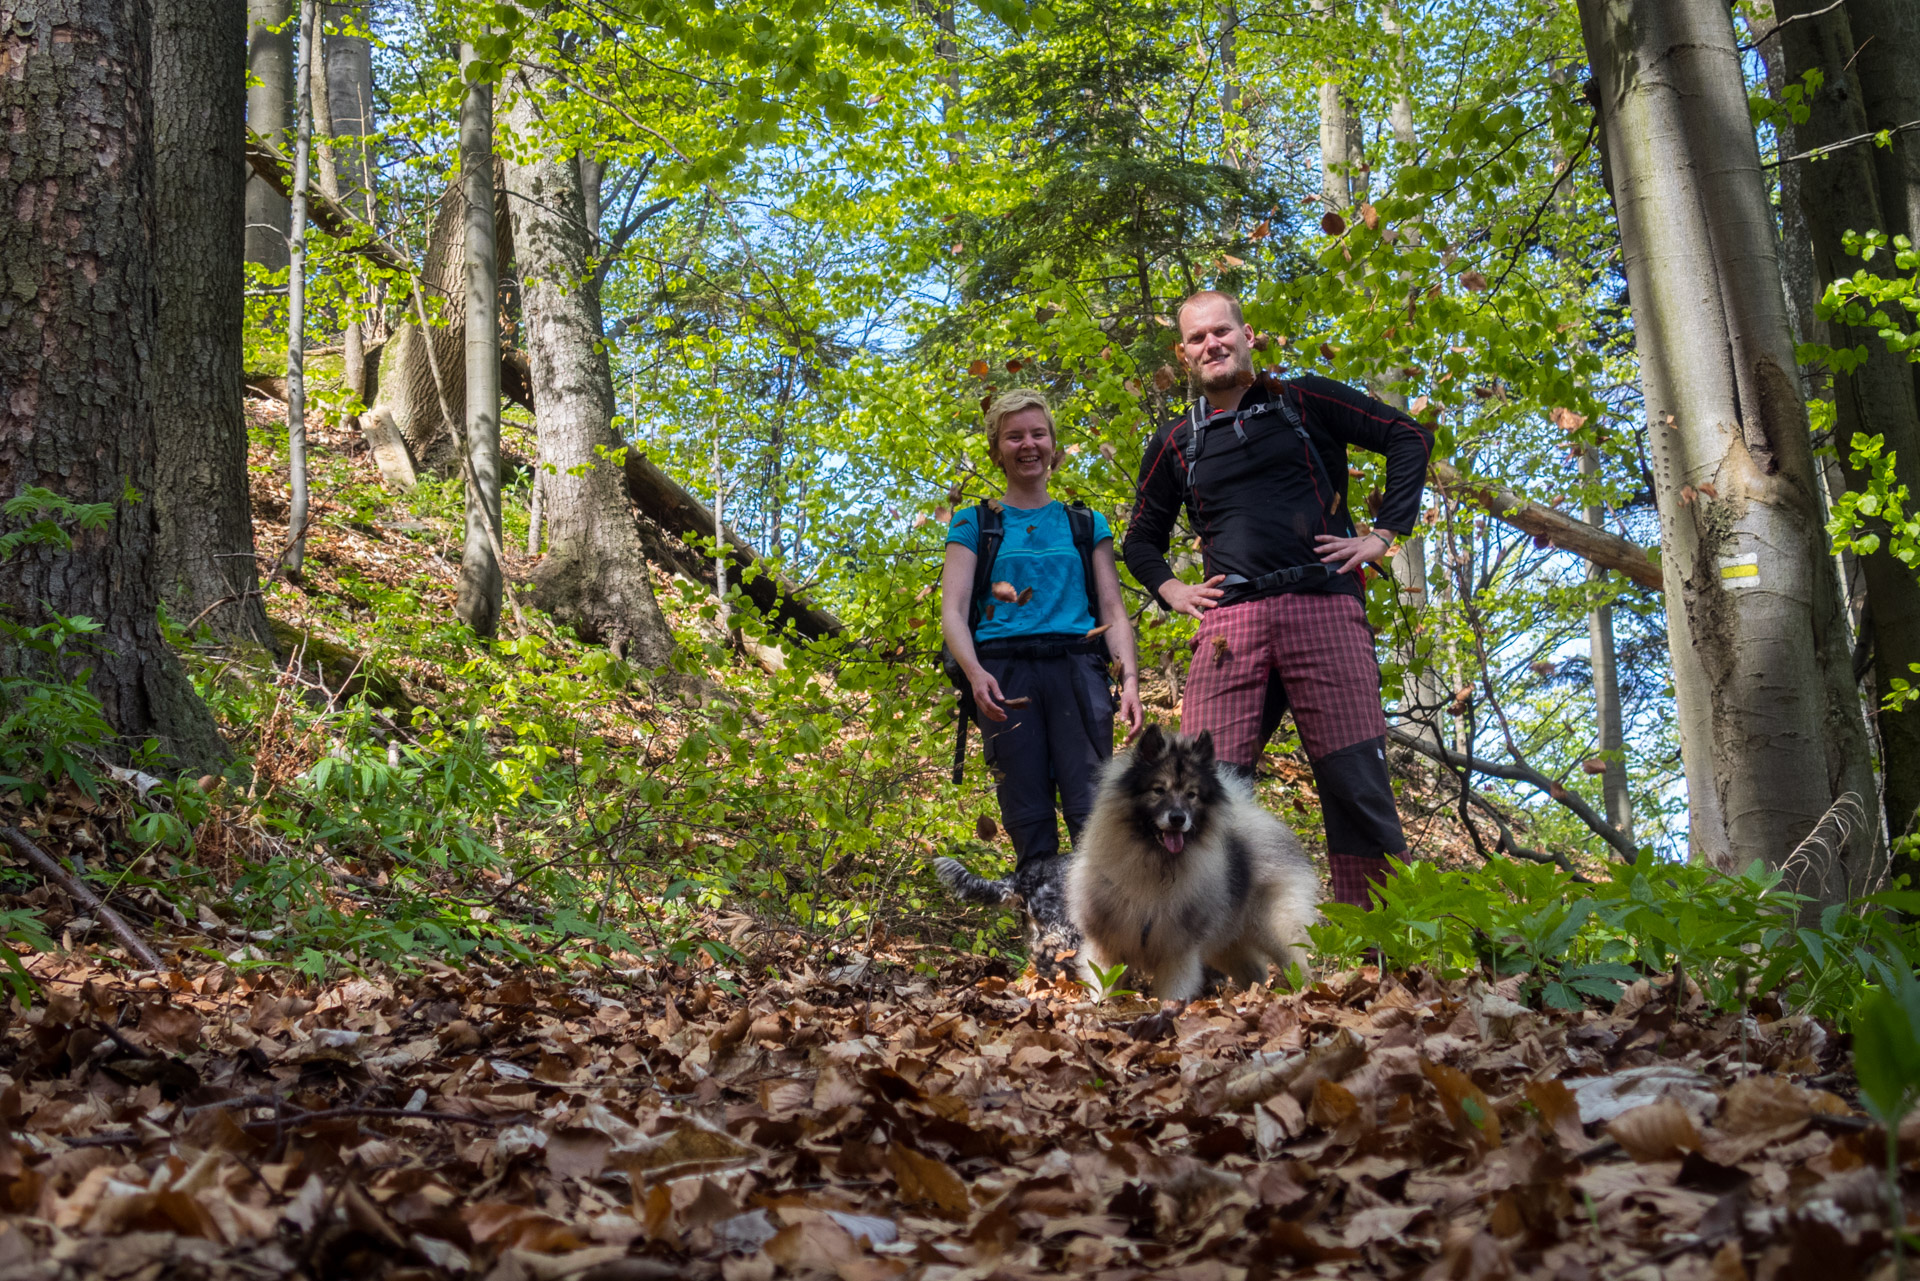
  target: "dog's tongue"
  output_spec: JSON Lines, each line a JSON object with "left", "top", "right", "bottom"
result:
{"left": 1158, "top": 830, "right": 1186, "bottom": 855}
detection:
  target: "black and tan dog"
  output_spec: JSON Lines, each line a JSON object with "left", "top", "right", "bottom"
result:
{"left": 1067, "top": 725, "right": 1319, "bottom": 1000}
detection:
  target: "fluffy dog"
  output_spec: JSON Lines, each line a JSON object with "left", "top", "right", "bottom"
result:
{"left": 932, "top": 854, "right": 1083, "bottom": 979}
{"left": 1067, "top": 725, "right": 1319, "bottom": 1000}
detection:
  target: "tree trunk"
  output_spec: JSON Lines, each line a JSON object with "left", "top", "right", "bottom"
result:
{"left": 362, "top": 176, "right": 515, "bottom": 479}
{"left": 1580, "top": 446, "right": 1632, "bottom": 840}
{"left": 245, "top": 0, "right": 293, "bottom": 270}
{"left": 1847, "top": 0, "right": 1920, "bottom": 254}
{"left": 1218, "top": 0, "right": 1241, "bottom": 168}
{"left": 281, "top": 0, "right": 316, "bottom": 578}
{"left": 456, "top": 42, "right": 501, "bottom": 638}
{"left": 152, "top": 0, "right": 274, "bottom": 650}
{"left": 501, "top": 60, "right": 675, "bottom": 666}
{"left": 1749, "top": 2, "right": 1870, "bottom": 653}
{"left": 1577, "top": 0, "right": 1880, "bottom": 901}
{"left": 1772, "top": 0, "right": 1920, "bottom": 862}
{"left": 322, "top": 2, "right": 373, "bottom": 399}
{"left": 0, "top": 0, "right": 224, "bottom": 768}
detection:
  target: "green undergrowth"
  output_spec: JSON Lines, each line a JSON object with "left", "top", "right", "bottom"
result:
{"left": 1311, "top": 855, "right": 1920, "bottom": 1026}
{"left": 6, "top": 427, "right": 1919, "bottom": 1019}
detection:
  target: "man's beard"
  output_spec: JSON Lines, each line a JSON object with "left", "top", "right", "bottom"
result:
{"left": 1190, "top": 353, "right": 1255, "bottom": 395}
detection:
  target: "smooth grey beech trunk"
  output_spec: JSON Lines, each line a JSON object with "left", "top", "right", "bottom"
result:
{"left": 1577, "top": 0, "right": 1879, "bottom": 900}
{"left": 321, "top": 2, "right": 373, "bottom": 399}
{"left": 456, "top": 44, "right": 502, "bottom": 638}
{"left": 1770, "top": 0, "right": 1920, "bottom": 870}
{"left": 282, "top": 0, "right": 316, "bottom": 578}
{"left": 0, "top": 0, "right": 224, "bottom": 768}
{"left": 245, "top": 0, "right": 293, "bottom": 270}
{"left": 1581, "top": 447, "right": 1631, "bottom": 841}
{"left": 152, "top": 0, "right": 274, "bottom": 650}
{"left": 501, "top": 61, "right": 675, "bottom": 667}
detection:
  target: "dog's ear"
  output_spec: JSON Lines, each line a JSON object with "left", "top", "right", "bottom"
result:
{"left": 1136, "top": 724, "right": 1168, "bottom": 760}
{"left": 1191, "top": 729, "right": 1215, "bottom": 767}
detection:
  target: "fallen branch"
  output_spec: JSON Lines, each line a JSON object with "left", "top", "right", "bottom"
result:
{"left": 245, "top": 128, "right": 411, "bottom": 275}
{"left": 0, "top": 827, "right": 168, "bottom": 971}
{"left": 1430, "top": 459, "right": 1662, "bottom": 591}
{"left": 622, "top": 450, "right": 847, "bottom": 640}
{"left": 1387, "top": 726, "right": 1637, "bottom": 861}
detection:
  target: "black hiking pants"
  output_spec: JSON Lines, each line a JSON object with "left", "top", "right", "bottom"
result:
{"left": 973, "top": 641, "right": 1115, "bottom": 872}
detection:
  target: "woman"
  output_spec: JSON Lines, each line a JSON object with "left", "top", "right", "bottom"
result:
{"left": 941, "top": 389, "right": 1143, "bottom": 878}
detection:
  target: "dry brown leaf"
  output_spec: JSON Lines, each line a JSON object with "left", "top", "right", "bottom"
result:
{"left": 991, "top": 581, "right": 1018, "bottom": 603}
{"left": 1608, "top": 1097, "right": 1703, "bottom": 1162}
{"left": 1524, "top": 1079, "right": 1588, "bottom": 1151}
{"left": 1421, "top": 1058, "right": 1502, "bottom": 1149}
{"left": 886, "top": 1143, "right": 970, "bottom": 1219}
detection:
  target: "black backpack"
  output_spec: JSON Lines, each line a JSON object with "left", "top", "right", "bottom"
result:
{"left": 942, "top": 500, "right": 1102, "bottom": 783}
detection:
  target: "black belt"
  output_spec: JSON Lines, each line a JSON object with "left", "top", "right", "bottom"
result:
{"left": 1216, "top": 563, "right": 1339, "bottom": 605}
{"left": 973, "top": 635, "right": 1108, "bottom": 661}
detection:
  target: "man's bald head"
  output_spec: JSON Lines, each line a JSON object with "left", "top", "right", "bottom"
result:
{"left": 1177, "top": 289, "right": 1244, "bottom": 330}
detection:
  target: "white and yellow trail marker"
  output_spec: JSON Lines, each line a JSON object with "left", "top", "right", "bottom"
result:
{"left": 1719, "top": 553, "right": 1759, "bottom": 587}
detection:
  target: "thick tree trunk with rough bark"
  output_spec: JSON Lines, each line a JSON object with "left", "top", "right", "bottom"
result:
{"left": 245, "top": 0, "right": 292, "bottom": 270}
{"left": 1577, "top": 0, "right": 1879, "bottom": 900}
{"left": 152, "top": 0, "right": 273, "bottom": 649}
{"left": 0, "top": 0, "right": 224, "bottom": 768}
{"left": 1772, "top": 0, "right": 1920, "bottom": 863}
{"left": 502, "top": 62, "right": 675, "bottom": 666}
{"left": 456, "top": 43, "right": 501, "bottom": 637}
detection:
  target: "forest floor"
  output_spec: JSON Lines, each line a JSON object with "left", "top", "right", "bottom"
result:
{"left": 1, "top": 395, "right": 1897, "bottom": 1278}
{"left": 0, "top": 922, "right": 1899, "bottom": 1281}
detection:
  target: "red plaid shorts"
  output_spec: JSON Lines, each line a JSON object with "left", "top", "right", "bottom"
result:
{"left": 1180, "top": 590, "right": 1385, "bottom": 767}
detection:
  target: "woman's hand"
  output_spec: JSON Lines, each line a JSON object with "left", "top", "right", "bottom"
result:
{"left": 969, "top": 667, "right": 1008, "bottom": 722}
{"left": 1314, "top": 529, "right": 1396, "bottom": 575}
{"left": 1118, "top": 683, "right": 1145, "bottom": 742}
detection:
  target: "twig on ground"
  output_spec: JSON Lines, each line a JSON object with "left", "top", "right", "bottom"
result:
{"left": 0, "top": 826, "right": 168, "bottom": 972}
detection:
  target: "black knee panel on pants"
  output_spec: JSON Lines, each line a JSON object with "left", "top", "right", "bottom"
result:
{"left": 1309, "top": 736, "right": 1406, "bottom": 857}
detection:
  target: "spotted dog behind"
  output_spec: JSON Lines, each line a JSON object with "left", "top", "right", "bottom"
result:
{"left": 931, "top": 854, "right": 1083, "bottom": 979}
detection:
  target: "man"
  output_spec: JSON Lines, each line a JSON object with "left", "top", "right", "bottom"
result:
{"left": 1122, "top": 290, "right": 1433, "bottom": 908}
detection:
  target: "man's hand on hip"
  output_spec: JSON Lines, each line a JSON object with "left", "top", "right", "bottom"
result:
{"left": 1315, "top": 529, "right": 1396, "bottom": 575}
{"left": 1158, "top": 575, "right": 1226, "bottom": 619}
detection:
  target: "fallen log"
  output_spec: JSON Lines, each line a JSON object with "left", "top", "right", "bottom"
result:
{"left": 621, "top": 451, "right": 846, "bottom": 640}
{"left": 1430, "top": 459, "right": 1663, "bottom": 592}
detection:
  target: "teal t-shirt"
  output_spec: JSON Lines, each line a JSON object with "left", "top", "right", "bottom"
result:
{"left": 946, "top": 500, "right": 1112, "bottom": 642}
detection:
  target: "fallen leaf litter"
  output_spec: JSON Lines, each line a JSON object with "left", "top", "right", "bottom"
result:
{"left": 0, "top": 936, "right": 1912, "bottom": 1281}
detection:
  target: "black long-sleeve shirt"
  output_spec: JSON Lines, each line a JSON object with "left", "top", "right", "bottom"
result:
{"left": 1122, "top": 373, "right": 1435, "bottom": 605}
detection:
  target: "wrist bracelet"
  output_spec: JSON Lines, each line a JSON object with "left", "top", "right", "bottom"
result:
{"left": 1371, "top": 529, "right": 1394, "bottom": 550}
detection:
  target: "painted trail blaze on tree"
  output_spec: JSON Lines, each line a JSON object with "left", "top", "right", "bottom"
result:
{"left": 0, "top": 0, "right": 222, "bottom": 767}
{"left": 1577, "top": 0, "right": 1877, "bottom": 898}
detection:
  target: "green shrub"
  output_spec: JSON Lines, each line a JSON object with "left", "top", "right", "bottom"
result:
{"left": 1310, "top": 855, "right": 1920, "bottom": 1022}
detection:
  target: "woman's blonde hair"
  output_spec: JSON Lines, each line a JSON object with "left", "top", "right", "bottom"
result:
{"left": 984, "top": 388, "right": 1063, "bottom": 471}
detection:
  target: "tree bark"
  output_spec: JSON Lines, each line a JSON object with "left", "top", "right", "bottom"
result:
{"left": 501, "top": 60, "right": 676, "bottom": 666}
{"left": 1577, "top": 0, "right": 1880, "bottom": 901}
{"left": 1772, "top": 0, "right": 1920, "bottom": 862}
{"left": 0, "top": 0, "right": 224, "bottom": 768}
{"left": 456, "top": 43, "right": 501, "bottom": 638}
{"left": 281, "top": 0, "right": 316, "bottom": 578}
{"left": 152, "top": 0, "right": 274, "bottom": 650}
{"left": 244, "top": 0, "right": 293, "bottom": 270}
{"left": 1580, "top": 447, "right": 1632, "bottom": 840}
{"left": 321, "top": 3, "right": 373, "bottom": 399}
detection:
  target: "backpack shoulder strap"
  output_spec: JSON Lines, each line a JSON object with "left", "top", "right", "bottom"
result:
{"left": 1066, "top": 501, "right": 1099, "bottom": 616}
{"left": 1268, "top": 383, "right": 1348, "bottom": 525}
{"left": 966, "top": 502, "right": 1004, "bottom": 632}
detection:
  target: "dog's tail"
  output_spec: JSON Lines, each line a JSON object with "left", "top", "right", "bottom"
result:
{"left": 932, "top": 857, "right": 1017, "bottom": 906}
